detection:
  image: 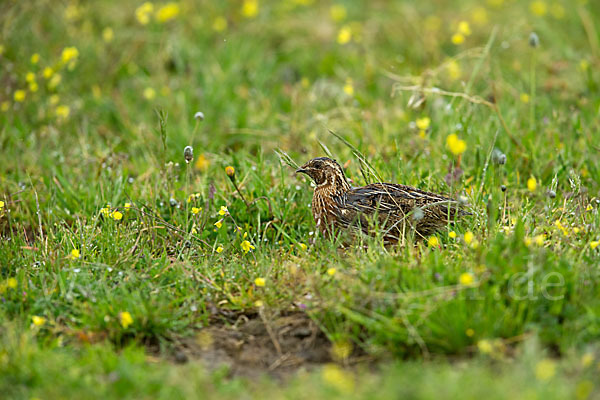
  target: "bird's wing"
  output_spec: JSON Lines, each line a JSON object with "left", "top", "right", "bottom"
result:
{"left": 338, "top": 183, "right": 465, "bottom": 218}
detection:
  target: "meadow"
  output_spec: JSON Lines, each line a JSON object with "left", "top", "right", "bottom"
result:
{"left": 1, "top": 0, "right": 600, "bottom": 398}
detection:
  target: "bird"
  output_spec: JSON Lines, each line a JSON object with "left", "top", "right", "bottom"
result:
{"left": 296, "top": 157, "right": 469, "bottom": 243}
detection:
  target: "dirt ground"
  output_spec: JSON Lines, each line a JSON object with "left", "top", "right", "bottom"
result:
{"left": 172, "top": 311, "right": 334, "bottom": 378}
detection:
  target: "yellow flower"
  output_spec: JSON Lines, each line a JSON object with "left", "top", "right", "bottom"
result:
{"left": 458, "top": 21, "right": 471, "bottom": 35}
{"left": 337, "top": 26, "right": 352, "bottom": 44}
{"left": 530, "top": 0, "right": 548, "bottom": 16}
{"left": 331, "top": 340, "right": 352, "bottom": 361}
{"left": 477, "top": 339, "right": 493, "bottom": 354}
{"left": 535, "top": 359, "right": 556, "bottom": 381}
{"left": 524, "top": 237, "right": 533, "bottom": 247}
{"left": 520, "top": 93, "right": 530, "bottom": 103}
{"left": 218, "top": 206, "right": 228, "bottom": 216}
{"left": 343, "top": 79, "right": 354, "bottom": 96}
{"left": 195, "top": 154, "right": 210, "bottom": 171}
{"left": 43, "top": 67, "right": 53, "bottom": 79}
{"left": 32, "top": 316, "right": 46, "bottom": 326}
{"left": 1, "top": 101, "right": 9, "bottom": 112}
{"left": 579, "top": 60, "right": 589, "bottom": 72}
{"left": 111, "top": 210, "right": 123, "bottom": 220}
{"left": 124, "top": 202, "right": 132, "bottom": 211}
{"left": 427, "top": 236, "right": 439, "bottom": 247}
{"left": 298, "top": 243, "right": 307, "bottom": 251}
{"left": 590, "top": 241, "right": 600, "bottom": 250}
{"left": 61, "top": 46, "right": 79, "bottom": 64}
{"left": 464, "top": 231, "right": 474, "bottom": 245}
{"left": 191, "top": 207, "right": 201, "bottom": 215}
{"left": 14, "top": 90, "right": 26, "bottom": 102}
{"left": 0, "top": 200, "right": 4, "bottom": 209}
{"left": 143, "top": 87, "right": 156, "bottom": 100}
{"left": 29, "top": 82, "right": 38, "bottom": 92}
{"left": 527, "top": 177, "right": 537, "bottom": 192}
{"left": 465, "top": 328, "right": 475, "bottom": 337}
{"left": 447, "top": 60, "right": 461, "bottom": 80}
{"left": 241, "top": 0, "right": 259, "bottom": 18}
{"left": 449, "top": 231, "right": 457, "bottom": 239}
{"left": 225, "top": 166, "right": 235, "bottom": 177}
{"left": 459, "top": 272, "right": 475, "bottom": 286}
{"left": 7, "top": 278, "right": 17, "bottom": 289}
{"left": 446, "top": 133, "right": 467, "bottom": 155}
{"left": 321, "top": 364, "right": 354, "bottom": 393}
{"left": 120, "top": 311, "right": 133, "bottom": 328}
{"left": 586, "top": 204, "right": 593, "bottom": 211}
{"left": 102, "top": 27, "right": 114, "bottom": 42}
{"left": 534, "top": 234, "right": 545, "bottom": 246}
{"left": 0, "top": 45, "right": 4, "bottom": 56}
{"left": 48, "top": 74, "right": 62, "bottom": 89}
{"left": 416, "top": 117, "right": 430, "bottom": 131}
{"left": 216, "top": 246, "right": 224, "bottom": 253}
{"left": 214, "top": 220, "right": 223, "bottom": 229}
{"left": 26, "top": 72, "right": 36, "bottom": 83}
{"left": 254, "top": 277, "right": 265, "bottom": 287}
{"left": 254, "top": 300, "right": 264, "bottom": 307}
{"left": 330, "top": 4, "right": 347, "bottom": 21}
{"left": 155, "top": 2, "right": 180, "bottom": 22}
{"left": 56, "top": 105, "right": 70, "bottom": 120}
{"left": 242, "top": 240, "right": 255, "bottom": 253}
{"left": 451, "top": 32, "right": 465, "bottom": 45}
{"left": 327, "top": 268, "right": 336, "bottom": 276}
{"left": 100, "top": 206, "right": 110, "bottom": 216}
{"left": 70, "top": 248, "right": 81, "bottom": 259}
{"left": 135, "top": 2, "right": 154, "bottom": 25}
{"left": 212, "top": 16, "right": 227, "bottom": 32}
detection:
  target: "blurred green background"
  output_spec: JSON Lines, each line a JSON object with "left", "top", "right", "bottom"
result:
{"left": 1, "top": 0, "right": 600, "bottom": 398}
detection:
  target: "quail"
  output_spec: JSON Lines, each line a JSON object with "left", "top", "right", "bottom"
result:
{"left": 296, "top": 157, "right": 469, "bottom": 243}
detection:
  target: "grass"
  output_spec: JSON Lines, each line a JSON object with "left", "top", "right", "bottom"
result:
{"left": 1, "top": 0, "right": 600, "bottom": 398}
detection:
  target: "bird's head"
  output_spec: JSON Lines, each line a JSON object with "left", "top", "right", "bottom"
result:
{"left": 296, "top": 157, "right": 351, "bottom": 191}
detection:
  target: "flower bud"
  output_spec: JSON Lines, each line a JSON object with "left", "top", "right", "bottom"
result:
{"left": 184, "top": 146, "right": 194, "bottom": 163}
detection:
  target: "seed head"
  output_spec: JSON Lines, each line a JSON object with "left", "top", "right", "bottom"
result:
{"left": 529, "top": 32, "right": 540, "bottom": 48}
{"left": 194, "top": 111, "right": 204, "bottom": 121}
{"left": 492, "top": 148, "right": 506, "bottom": 165}
{"left": 184, "top": 146, "right": 194, "bottom": 163}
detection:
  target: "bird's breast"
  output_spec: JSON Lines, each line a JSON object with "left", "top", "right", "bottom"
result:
{"left": 312, "top": 187, "right": 341, "bottom": 232}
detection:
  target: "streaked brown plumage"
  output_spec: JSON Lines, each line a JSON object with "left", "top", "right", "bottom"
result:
{"left": 296, "top": 157, "right": 469, "bottom": 243}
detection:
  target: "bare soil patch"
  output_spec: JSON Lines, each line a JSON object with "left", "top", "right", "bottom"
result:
{"left": 172, "top": 311, "right": 332, "bottom": 378}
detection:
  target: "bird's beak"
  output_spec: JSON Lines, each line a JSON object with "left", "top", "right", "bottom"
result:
{"left": 295, "top": 167, "right": 308, "bottom": 174}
